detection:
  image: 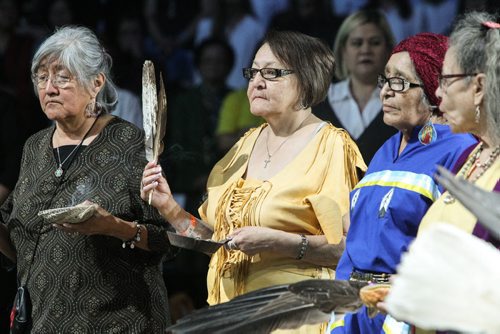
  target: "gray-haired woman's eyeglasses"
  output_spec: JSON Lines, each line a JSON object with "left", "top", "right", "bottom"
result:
{"left": 32, "top": 73, "right": 73, "bottom": 89}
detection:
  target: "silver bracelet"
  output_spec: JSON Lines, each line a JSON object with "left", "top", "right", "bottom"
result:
{"left": 122, "top": 222, "right": 142, "bottom": 249}
{"left": 296, "top": 234, "right": 308, "bottom": 260}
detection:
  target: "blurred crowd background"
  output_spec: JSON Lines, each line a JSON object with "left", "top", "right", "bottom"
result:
{"left": 0, "top": 0, "right": 498, "bottom": 331}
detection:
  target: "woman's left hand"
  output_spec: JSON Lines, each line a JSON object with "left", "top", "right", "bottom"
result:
{"left": 52, "top": 201, "right": 115, "bottom": 236}
{"left": 226, "top": 226, "right": 286, "bottom": 256}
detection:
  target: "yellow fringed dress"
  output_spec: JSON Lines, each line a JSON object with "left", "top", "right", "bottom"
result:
{"left": 198, "top": 123, "right": 366, "bottom": 333}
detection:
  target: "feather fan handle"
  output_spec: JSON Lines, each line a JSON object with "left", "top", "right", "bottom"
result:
{"left": 142, "top": 60, "right": 157, "bottom": 162}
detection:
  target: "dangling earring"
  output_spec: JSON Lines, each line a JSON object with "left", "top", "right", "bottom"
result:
{"left": 418, "top": 119, "right": 437, "bottom": 145}
{"left": 475, "top": 105, "right": 481, "bottom": 123}
{"left": 85, "top": 98, "right": 98, "bottom": 117}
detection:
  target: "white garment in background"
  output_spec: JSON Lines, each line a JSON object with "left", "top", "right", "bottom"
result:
{"left": 327, "top": 79, "right": 381, "bottom": 140}
{"left": 113, "top": 88, "right": 143, "bottom": 129}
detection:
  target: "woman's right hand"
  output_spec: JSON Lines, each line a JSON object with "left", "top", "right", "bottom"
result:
{"left": 140, "top": 161, "right": 173, "bottom": 211}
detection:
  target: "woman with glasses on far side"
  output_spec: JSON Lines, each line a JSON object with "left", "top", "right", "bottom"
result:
{"left": 418, "top": 12, "right": 500, "bottom": 244}
{"left": 329, "top": 33, "right": 477, "bottom": 334}
{"left": 382, "top": 13, "right": 500, "bottom": 333}
{"left": 142, "top": 30, "right": 366, "bottom": 333}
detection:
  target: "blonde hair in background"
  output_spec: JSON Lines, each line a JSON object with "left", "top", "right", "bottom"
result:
{"left": 333, "top": 9, "right": 395, "bottom": 81}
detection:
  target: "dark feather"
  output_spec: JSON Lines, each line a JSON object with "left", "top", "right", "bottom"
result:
{"left": 167, "top": 279, "right": 366, "bottom": 334}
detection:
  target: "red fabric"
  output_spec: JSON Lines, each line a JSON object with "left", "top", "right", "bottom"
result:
{"left": 392, "top": 33, "right": 448, "bottom": 109}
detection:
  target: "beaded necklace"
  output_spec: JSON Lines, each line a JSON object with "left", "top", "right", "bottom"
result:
{"left": 443, "top": 142, "right": 500, "bottom": 204}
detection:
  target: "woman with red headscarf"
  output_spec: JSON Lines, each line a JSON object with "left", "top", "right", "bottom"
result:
{"left": 329, "top": 33, "right": 477, "bottom": 333}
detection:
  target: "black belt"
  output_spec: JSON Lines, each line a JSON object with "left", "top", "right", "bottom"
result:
{"left": 349, "top": 270, "right": 391, "bottom": 284}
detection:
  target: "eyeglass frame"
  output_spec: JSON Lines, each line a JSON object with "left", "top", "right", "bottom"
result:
{"left": 377, "top": 74, "right": 424, "bottom": 93}
{"left": 242, "top": 68, "right": 295, "bottom": 80}
{"left": 437, "top": 73, "right": 477, "bottom": 91}
{"left": 31, "top": 73, "right": 74, "bottom": 89}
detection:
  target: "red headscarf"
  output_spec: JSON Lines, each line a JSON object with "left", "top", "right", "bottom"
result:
{"left": 391, "top": 32, "right": 448, "bottom": 108}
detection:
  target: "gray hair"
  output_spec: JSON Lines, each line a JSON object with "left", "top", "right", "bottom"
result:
{"left": 31, "top": 26, "right": 117, "bottom": 114}
{"left": 333, "top": 9, "right": 395, "bottom": 80}
{"left": 450, "top": 11, "right": 500, "bottom": 143}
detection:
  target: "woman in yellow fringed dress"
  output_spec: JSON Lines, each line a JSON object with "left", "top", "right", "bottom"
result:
{"left": 141, "top": 30, "right": 366, "bottom": 333}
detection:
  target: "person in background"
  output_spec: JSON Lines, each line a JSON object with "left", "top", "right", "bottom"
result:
{"left": 142, "top": 30, "right": 366, "bottom": 333}
{"left": 161, "top": 37, "right": 234, "bottom": 310}
{"left": 215, "top": 88, "right": 264, "bottom": 153}
{"left": 418, "top": 11, "right": 500, "bottom": 245}
{"left": 194, "top": 0, "right": 265, "bottom": 89}
{"left": 314, "top": 9, "right": 397, "bottom": 164}
{"left": 330, "top": 32, "right": 477, "bottom": 334}
{"left": 166, "top": 37, "right": 234, "bottom": 214}
{"left": 0, "top": 26, "right": 175, "bottom": 333}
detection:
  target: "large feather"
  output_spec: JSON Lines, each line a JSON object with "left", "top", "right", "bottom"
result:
{"left": 153, "top": 72, "right": 167, "bottom": 160}
{"left": 167, "top": 279, "right": 366, "bottom": 334}
{"left": 385, "top": 224, "right": 500, "bottom": 333}
{"left": 435, "top": 165, "right": 500, "bottom": 237}
{"left": 142, "top": 60, "right": 157, "bottom": 162}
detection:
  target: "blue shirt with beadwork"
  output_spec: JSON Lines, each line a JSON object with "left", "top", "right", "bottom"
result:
{"left": 338, "top": 124, "right": 476, "bottom": 276}
{"left": 331, "top": 125, "right": 476, "bottom": 334}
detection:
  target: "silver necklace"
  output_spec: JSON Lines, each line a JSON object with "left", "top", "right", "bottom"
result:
{"left": 54, "top": 117, "right": 99, "bottom": 177}
{"left": 55, "top": 145, "right": 83, "bottom": 177}
{"left": 264, "top": 115, "right": 310, "bottom": 168}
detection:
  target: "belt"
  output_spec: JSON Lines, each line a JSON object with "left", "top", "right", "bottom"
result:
{"left": 349, "top": 270, "right": 391, "bottom": 284}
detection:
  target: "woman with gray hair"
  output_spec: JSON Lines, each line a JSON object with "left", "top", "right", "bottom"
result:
{"left": 418, "top": 11, "right": 500, "bottom": 246}
{"left": 0, "top": 26, "right": 175, "bottom": 332}
{"left": 384, "top": 12, "right": 500, "bottom": 333}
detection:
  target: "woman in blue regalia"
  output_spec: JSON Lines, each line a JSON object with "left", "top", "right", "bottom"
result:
{"left": 330, "top": 33, "right": 477, "bottom": 334}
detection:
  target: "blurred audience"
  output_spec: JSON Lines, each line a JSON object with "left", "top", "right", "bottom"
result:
{"left": 270, "top": 0, "right": 342, "bottom": 46}
{"left": 0, "top": 0, "right": 49, "bottom": 140}
{"left": 165, "top": 37, "right": 234, "bottom": 214}
{"left": 159, "top": 38, "right": 235, "bottom": 312}
{"left": 193, "top": 0, "right": 265, "bottom": 89}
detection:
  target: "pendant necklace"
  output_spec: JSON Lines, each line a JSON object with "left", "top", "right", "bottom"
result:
{"left": 54, "top": 117, "right": 99, "bottom": 178}
{"left": 264, "top": 114, "right": 310, "bottom": 168}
